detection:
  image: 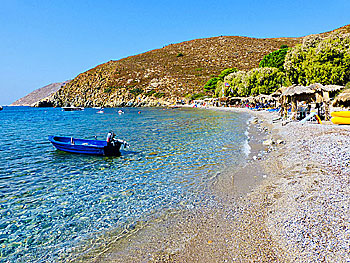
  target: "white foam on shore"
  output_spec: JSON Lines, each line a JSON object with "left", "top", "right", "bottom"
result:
{"left": 242, "top": 129, "right": 251, "bottom": 156}
{"left": 242, "top": 117, "right": 253, "bottom": 157}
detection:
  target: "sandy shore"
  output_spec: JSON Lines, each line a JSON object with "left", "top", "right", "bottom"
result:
{"left": 80, "top": 107, "right": 350, "bottom": 262}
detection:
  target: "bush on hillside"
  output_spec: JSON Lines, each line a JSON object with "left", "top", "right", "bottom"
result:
{"left": 259, "top": 48, "right": 289, "bottom": 71}
{"left": 218, "top": 68, "right": 238, "bottom": 80}
{"left": 188, "top": 92, "right": 206, "bottom": 100}
{"left": 203, "top": 77, "right": 220, "bottom": 94}
{"left": 130, "top": 87, "right": 143, "bottom": 96}
{"left": 104, "top": 87, "right": 112, "bottom": 93}
{"left": 154, "top": 92, "right": 165, "bottom": 98}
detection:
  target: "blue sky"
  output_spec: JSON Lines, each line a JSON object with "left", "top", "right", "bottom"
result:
{"left": 0, "top": 0, "right": 349, "bottom": 105}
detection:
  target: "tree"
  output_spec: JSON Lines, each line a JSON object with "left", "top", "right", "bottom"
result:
{"left": 259, "top": 47, "right": 289, "bottom": 71}
{"left": 224, "top": 68, "right": 284, "bottom": 97}
{"left": 203, "top": 77, "right": 220, "bottom": 94}
{"left": 284, "top": 33, "right": 350, "bottom": 86}
{"left": 218, "top": 68, "right": 238, "bottom": 80}
{"left": 203, "top": 68, "right": 238, "bottom": 96}
{"left": 303, "top": 33, "right": 350, "bottom": 85}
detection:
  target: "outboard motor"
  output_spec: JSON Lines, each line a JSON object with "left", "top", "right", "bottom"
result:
{"left": 106, "top": 131, "right": 114, "bottom": 144}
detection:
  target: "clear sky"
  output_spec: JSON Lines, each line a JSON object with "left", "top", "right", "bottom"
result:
{"left": 0, "top": 0, "right": 349, "bottom": 105}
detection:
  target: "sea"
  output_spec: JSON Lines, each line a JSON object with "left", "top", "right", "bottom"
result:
{"left": 0, "top": 106, "right": 251, "bottom": 262}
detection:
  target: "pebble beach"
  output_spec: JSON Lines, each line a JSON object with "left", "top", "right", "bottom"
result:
{"left": 259, "top": 114, "right": 350, "bottom": 262}
{"left": 226, "top": 108, "right": 350, "bottom": 262}
{"left": 85, "top": 108, "right": 350, "bottom": 262}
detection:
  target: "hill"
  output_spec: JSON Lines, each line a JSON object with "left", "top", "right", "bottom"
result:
{"left": 48, "top": 25, "right": 350, "bottom": 107}
{"left": 11, "top": 81, "right": 70, "bottom": 106}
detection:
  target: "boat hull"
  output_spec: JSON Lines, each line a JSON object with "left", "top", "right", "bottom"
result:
{"left": 48, "top": 136, "right": 122, "bottom": 156}
{"left": 331, "top": 116, "right": 350, "bottom": 125}
{"left": 61, "top": 107, "right": 84, "bottom": 111}
{"left": 331, "top": 111, "right": 350, "bottom": 118}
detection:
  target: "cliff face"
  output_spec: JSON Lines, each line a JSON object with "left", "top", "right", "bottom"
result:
{"left": 51, "top": 36, "right": 300, "bottom": 107}
{"left": 11, "top": 81, "right": 70, "bottom": 106}
{"left": 46, "top": 24, "right": 350, "bottom": 107}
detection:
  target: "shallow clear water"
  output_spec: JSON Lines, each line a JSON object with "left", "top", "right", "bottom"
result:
{"left": 0, "top": 107, "right": 249, "bottom": 262}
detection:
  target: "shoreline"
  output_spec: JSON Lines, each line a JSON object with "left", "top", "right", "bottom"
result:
{"left": 76, "top": 107, "right": 350, "bottom": 262}
{"left": 76, "top": 107, "right": 273, "bottom": 262}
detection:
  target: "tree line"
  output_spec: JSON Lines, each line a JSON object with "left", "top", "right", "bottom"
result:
{"left": 203, "top": 32, "right": 350, "bottom": 97}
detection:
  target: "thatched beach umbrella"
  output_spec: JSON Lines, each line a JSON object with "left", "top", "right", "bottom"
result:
{"left": 281, "top": 85, "right": 316, "bottom": 116}
{"left": 306, "top": 83, "right": 344, "bottom": 119}
{"left": 257, "top": 94, "right": 274, "bottom": 101}
{"left": 306, "top": 83, "right": 343, "bottom": 97}
{"left": 307, "top": 83, "right": 322, "bottom": 90}
{"left": 323, "top": 85, "right": 344, "bottom": 93}
{"left": 333, "top": 89, "right": 350, "bottom": 107}
{"left": 282, "top": 85, "right": 315, "bottom": 97}
{"left": 271, "top": 86, "right": 288, "bottom": 97}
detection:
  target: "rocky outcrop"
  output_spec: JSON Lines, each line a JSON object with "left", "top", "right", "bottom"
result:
{"left": 11, "top": 81, "right": 70, "bottom": 106}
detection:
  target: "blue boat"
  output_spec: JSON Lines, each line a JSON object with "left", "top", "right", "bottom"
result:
{"left": 48, "top": 134, "right": 128, "bottom": 156}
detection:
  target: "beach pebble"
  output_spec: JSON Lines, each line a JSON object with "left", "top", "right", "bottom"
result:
{"left": 251, "top": 118, "right": 259, "bottom": 124}
{"left": 263, "top": 139, "right": 274, "bottom": 146}
{"left": 264, "top": 121, "right": 350, "bottom": 262}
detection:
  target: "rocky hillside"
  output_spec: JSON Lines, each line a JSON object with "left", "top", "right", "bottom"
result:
{"left": 12, "top": 81, "right": 70, "bottom": 106}
{"left": 48, "top": 24, "right": 350, "bottom": 107}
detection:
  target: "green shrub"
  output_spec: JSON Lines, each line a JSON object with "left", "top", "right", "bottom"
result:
{"left": 203, "top": 68, "right": 240, "bottom": 97}
{"left": 284, "top": 33, "right": 350, "bottom": 85}
{"left": 145, "top": 90, "right": 156, "bottom": 96}
{"left": 203, "top": 77, "right": 220, "bottom": 94}
{"left": 346, "top": 82, "right": 350, "bottom": 89}
{"left": 104, "top": 87, "right": 112, "bottom": 93}
{"left": 154, "top": 92, "right": 165, "bottom": 98}
{"left": 223, "top": 68, "right": 285, "bottom": 97}
{"left": 130, "top": 87, "right": 143, "bottom": 96}
{"left": 176, "top": 53, "right": 184, "bottom": 57}
{"left": 259, "top": 48, "right": 289, "bottom": 71}
{"left": 189, "top": 92, "right": 206, "bottom": 100}
{"left": 218, "top": 68, "right": 238, "bottom": 80}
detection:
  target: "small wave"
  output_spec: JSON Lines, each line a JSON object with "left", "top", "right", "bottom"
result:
{"left": 242, "top": 128, "right": 251, "bottom": 156}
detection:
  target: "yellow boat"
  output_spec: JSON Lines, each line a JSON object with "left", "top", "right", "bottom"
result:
{"left": 331, "top": 116, "right": 350, "bottom": 125}
{"left": 331, "top": 111, "right": 350, "bottom": 118}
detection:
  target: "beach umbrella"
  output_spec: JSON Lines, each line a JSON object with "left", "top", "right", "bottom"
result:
{"left": 333, "top": 89, "right": 350, "bottom": 107}
{"left": 322, "top": 85, "right": 344, "bottom": 93}
{"left": 282, "top": 85, "right": 315, "bottom": 97}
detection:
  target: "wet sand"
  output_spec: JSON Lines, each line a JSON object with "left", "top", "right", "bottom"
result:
{"left": 77, "top": 108, "right": 350, "bottom": 262}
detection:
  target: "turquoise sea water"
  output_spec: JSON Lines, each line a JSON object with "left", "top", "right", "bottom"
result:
{"left": 0, "top": 107, "right": 250, "bottom": 262}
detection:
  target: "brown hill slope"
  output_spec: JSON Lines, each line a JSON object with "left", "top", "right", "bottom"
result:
{"left": 52, "top": 36, "right": 299, "bottom": 107}
{"left": 319, "top": 24, "right": 350, "bottom": 37}
{"left": 12, "top": 81, "right": 70, "bottom": 106}
{"left": 51, "top": 25, "right": 350, "bottom": 107}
